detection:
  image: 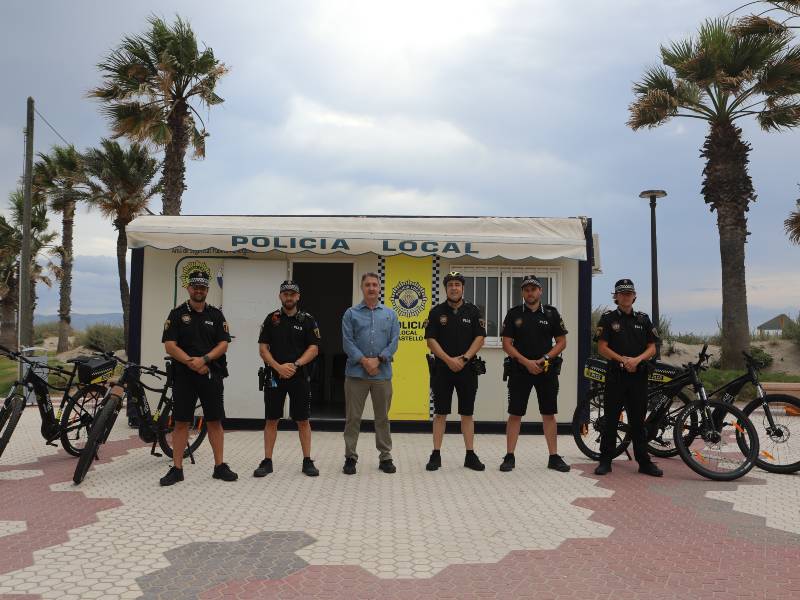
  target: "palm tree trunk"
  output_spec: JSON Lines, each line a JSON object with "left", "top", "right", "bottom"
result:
{"left": 115, "top": 219, "right": 131, "bottom": 353}
{"left": 56, "top": 199, "right": 75, "bottom": 353}
{"left": 701, "top": 121, "right": 754, "bottom": 369}
{"left": 161, "top": 101, "right": 190, "bottom": 216}
{"left": 0, "top": 272, "right": 17, "bottom": 348}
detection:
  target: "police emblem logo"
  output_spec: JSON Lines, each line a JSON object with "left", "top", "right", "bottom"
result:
{"left": 514, "top": 317, "right": 523, "bottom": 327}
{"left": 611, "top": 321, "right": 621, "bottom": 332}
{"left": 479, "top": 318, "right": 486, "bottom": 329}
{"left": 595, "top": 326, "right": 603, "bottom": 337}
{"left": 390, "top": 280, "right": 428, "bottom": 318}
{"left": 223, "top": 321, "right": 229, "bottom": 333}
{"left": 314, "top": 327, "right": 321, "bottom": 339}
{"left": 181, "top": 314, "right": 191, "bottom": 324}
{"left": 163, "top": 319, "right": 170, "bottom": 331}
{"left": 439, "top": 314, "right": 448, "bottom": 325}
{"left": 271, "top": 312, "right": 280, "bottom": 325}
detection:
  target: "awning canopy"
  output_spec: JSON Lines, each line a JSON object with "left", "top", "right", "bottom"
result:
{"left": 126, "top": 215, "right": 589, "bottom": 261}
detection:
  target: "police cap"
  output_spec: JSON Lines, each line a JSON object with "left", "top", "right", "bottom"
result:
{"left": 520, "top": 275, "right": 542, "bottom": 289}
{"left": 614, "top": 279, "right": 636, "bottom": 294}
{"left": 187, "top": 271, "right": 210, "bottom": 288}
{"left": 280, "top": 280, "right": 300, "bottom": 293}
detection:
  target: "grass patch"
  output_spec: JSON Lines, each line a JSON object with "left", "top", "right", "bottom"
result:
{"left": 700, "top": 367, "right": 800, "bottom": 401}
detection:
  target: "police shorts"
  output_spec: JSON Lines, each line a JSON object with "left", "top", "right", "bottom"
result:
{"left": 172, "top": 367, "right": 225, "bottom": 422}
{"left": 507, "top": 371, "right": 559, "bottom": 416}
{"left": 264, "top": 375, "right": 311, "bottom": 421}
{"left": 432, "top": 366, "right": 478, "bottom": 416}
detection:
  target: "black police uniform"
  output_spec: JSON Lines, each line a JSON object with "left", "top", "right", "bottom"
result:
{"left": 424, "top": 301, "right": 487, "bottom": 416}
{"left": 501, "top": 303, "right": 568, "bottom": 416}
{"left": 162, "top": 301, "right": 231, "bottom": 422}
{"left": 596, "top": 307, "right": 659, "bottom": 465}
{"left": 258, "top": 309, "right": 321, "bottom": 421}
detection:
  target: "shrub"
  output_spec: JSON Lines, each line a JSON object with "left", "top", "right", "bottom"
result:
{"left": 749, "top": 346, "right": 774, "bottom": 369}
{"left": 79, "top": 324, "right": 125, "bottom": 353}
{"left": 33, "top": 321, "right": 72, "bottom": 345}
{"left": 782, "top": 313, "right": 800, "bottom": 349}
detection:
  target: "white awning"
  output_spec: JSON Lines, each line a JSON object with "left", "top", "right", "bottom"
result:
{"left": 126, "top": 215, "right": 589, "bottom": 261}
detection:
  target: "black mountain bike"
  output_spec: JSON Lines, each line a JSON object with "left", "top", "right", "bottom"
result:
{"left": 0, "top": 344, "right": 109, "bottom": 459}
{"left": 575, "top": 349, "right": 800, "bottom": 474}
{"left": 73, "top": 354, "right": 207, "bottom": 484}
{"left": 573, "top": 346, "right": 760, "bottom": 481}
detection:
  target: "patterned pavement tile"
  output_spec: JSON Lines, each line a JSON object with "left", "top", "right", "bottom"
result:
{"left": 0, "top": 471, "right": 44, "bottom": 481}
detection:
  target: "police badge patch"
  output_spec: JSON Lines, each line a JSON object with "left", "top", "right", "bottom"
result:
{"left": 514, "top": 317, "right": 523, "bottom": 328}
{"left": 181, "top": 314, "right": 191, "bottom": 324}
{"left": 271, "top": 312, "right": 280, "bottom": 325}
{"left": 595, "top": 326, "right": 603, "bottom": 337}
{"left": 439, "top": 314, "right": 448, "bottom": 325}
{"left": 164, "top": 319, "right": 170, "bottom": 331}
{"left": 314, "top": 327, "right": 321, "bottom": 338}
{"left": 390, "top": 280, "right": 428, "bottom": 317}
{"left": 223, "top": 321, "right": 229, "bottom": 333}
{"left": 611, "top": 322, "right": 621, "bottom": 332}
{"left": 479, "top": 318, "right": 486, "bottom": 329}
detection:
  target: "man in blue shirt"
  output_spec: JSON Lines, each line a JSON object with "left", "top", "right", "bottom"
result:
{"left": 341, "top": 272, "right": 400, "bottom": 475}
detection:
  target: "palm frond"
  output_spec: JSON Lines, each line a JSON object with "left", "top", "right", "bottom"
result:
{"left": 785, "top": 209, "right": 800, "bottom": 243}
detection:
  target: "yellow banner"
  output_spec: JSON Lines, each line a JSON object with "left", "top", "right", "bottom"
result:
{"left": 384, "top": 255, "right": 432, "bottom": 420}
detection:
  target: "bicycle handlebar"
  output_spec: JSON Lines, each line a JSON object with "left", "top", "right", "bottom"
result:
{"left": 98, "top": 352, "right": 167, "bottom": 378}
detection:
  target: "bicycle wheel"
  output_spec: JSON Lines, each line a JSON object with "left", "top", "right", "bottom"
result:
{"left": 571, "top": 387, "right": 630, "bottom": 461}
{"left": 646, "top": 391, "right": 696, "bottom": 458}
{"left": 742, "top": 394, "right": 800, "bottom": 474}
{"left": 59, "top": 384, "right": 108, "bottom": 457}
{"left": 0, "top": 395, "right": 25, "bottom": 459}
{"left": 674, "top": 399, "right": 759, "bottom": 481}
{"left": 73, "top": 395, "right": 121, "bottom": 485}
{"left": 157, "top": 400, "right": 207, "bottom": 459}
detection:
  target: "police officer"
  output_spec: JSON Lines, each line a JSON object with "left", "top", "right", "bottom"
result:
{"left": 595, "top": 278, "right": 662, "bottom": 477}
{"left": 424, "top": 271, "right": 487, "bottom": 471}
{"left": 160, "top": 270, "right": 238, "bottom": 486}
{"left": 500, "top": 275, "right": 570, "bottom": 473}
{"left": 255, "top": 281, "right": 321, "bottom": 477}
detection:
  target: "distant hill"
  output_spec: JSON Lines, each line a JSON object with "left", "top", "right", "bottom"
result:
{"left": 35, "top": 313, "right": 123, "bottom": 330}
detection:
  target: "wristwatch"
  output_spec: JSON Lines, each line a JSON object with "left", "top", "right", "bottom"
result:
{"left": 543, "top": 353, "right": 550, "bottom": 361}
{"left": 293, "top": 361, "right": 301, "bottom": 369}
{"left": 202, "top": 354, "right": 211, "bottom": 364}
{"left": 461, "top": 355, "right": 470, "bottom": 363}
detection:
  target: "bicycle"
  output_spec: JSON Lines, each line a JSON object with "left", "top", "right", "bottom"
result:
{"left": 573, "top": 345, "right": 760, "bottom": 481}
{"left": 73, "top": 353, "right": 207, "bottom": 484}
{"left": 0, "top": 344, "right": 110, "bottom": 459}
{"left": 575, "top": 349, "right": 800, "bottom": 474}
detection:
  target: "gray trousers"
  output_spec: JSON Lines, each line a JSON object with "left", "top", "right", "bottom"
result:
{"left": 343, "top": 376, "right": 393, "bottom": 461}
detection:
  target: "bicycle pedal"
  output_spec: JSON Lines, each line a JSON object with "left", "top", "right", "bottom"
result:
{"left": 46, "top": 441, "right": 57, "bottom": 447}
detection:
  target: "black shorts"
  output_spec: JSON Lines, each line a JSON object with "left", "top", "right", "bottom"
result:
{"left": 264, "top": 375, "right": 311, "bottom": 421}
{"left": 432, "top": 365, "right": 478, "bottom": 416}
{"left": 172, "top": 367, "right": 225, "bottom": 422}
{"left": 507, "top": 371, "right": 559, "bottom": 416}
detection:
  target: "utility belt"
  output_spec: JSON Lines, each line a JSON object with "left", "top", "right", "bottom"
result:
{"left": 502, "top": 355, "right": 563, "bottom": 381}
{"left": 426, "top": 354, "right": 486, "bottom": 377}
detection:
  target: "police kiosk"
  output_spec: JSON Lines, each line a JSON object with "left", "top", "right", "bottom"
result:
{"left": 126, "top": 215, "right": 599, "bottom": 428}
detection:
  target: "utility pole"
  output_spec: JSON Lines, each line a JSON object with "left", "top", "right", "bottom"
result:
{"left": 18, "top": 97, "right": 34, "bottom": 349}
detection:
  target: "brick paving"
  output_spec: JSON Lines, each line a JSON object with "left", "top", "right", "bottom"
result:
{"left": 0, "top": 410, "right": 799, "bottom": 599}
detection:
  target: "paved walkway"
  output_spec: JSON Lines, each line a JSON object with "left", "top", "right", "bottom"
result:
{"left": 1, "top": 410, "right": 799, "bottom": 599}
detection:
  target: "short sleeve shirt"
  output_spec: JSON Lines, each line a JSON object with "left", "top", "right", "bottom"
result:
{"left": 424, "top": 301, "right": 486, "bottom": 359}
{"left": 257, "top": 309, "right": 321, "bottom": 364}
{"left": 162, "top": 302, "right": 231, "bottom": 357}
{"left": 596, "top": 308, "right": 658, "bottom": 358}
{"left": 501, "top": 303, "right": 568, "bottom": 360}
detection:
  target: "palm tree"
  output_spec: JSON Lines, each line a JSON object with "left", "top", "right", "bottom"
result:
{"left": 0, "top": 190, "right": 58, "bottom": 348}
{"left": 83, "top": 140, "right": 160, "bottom": 349}
{"left": 89, "top": 15, "right": 227, "bottom": 215}
{"left": 787, "top": 205, "right": 800, "bottom": 243}
{"left": 628, "top": 18, "right": 800, "bottom": 368}
{"left": 34, "top": 145, "right": 88, "bottom": 352}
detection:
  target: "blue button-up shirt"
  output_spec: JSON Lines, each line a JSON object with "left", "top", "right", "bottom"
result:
{"left": 342, "top": 301, "right": 400, "bottom": 380}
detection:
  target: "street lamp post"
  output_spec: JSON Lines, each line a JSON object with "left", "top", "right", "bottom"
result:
{"left": 639, "top": 189, "right": 667, "bottom": 357}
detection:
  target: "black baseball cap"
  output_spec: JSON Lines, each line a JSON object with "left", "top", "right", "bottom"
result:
{"left": 280, "top": 280, "right": 300, "bottom": 293}
{"left": 187, "top": 271, "right": 210, "bottom": 288}
{"left": 614, "top": 278, "right": 636, "bottom": 293}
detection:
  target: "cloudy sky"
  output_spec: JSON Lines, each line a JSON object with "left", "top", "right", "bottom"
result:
{"left": 1, "top": 0, "right": 798, "bottom": 332}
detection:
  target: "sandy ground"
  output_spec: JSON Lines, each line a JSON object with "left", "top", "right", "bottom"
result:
{"left": 660, "top": 339, "right": 800, "bottom": 375}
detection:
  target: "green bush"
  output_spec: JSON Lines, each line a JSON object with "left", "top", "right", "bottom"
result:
{"left": 79, "top": 324, "right": 125, "bottom": 353}
{"left": 34, "top": 321, "right": 72, "bottom": 345}
{"left": 782, "top": 313, "right": 800, "bottom": 348}
{"left": 749, "top": 346, "right": 774, "bottom": 369}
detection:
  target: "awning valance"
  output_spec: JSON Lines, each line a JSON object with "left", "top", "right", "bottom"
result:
{"left": 126, "top": 215, "right": 589, "bottom": 261}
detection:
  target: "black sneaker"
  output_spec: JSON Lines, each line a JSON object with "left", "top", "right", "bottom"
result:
{"left": 426, "top": 451, "right": 442, "bottom": 471}
{"left": 302, "top": 458, "right": 320, "bottom": 477}
{"left": 343, "top": 457, "right": 357, "bottom": 475}
{"left": 212, "top": 462, "right": 238, "bottom": 482}
{"left": 464, "top": 451, "right": 485, "bottom": 471}
{"left": 547, "top": 454, "right": 571, "bottom": 473}
{"left": 159, "top": 466, "right": 184, "bottom": 487}
{"left": 638, "top": 462, "right": 663, "bottom": 477}
{"left": 499, "top": 453, "right": 515, "bottom": 472}
{"left": 594, "top": 462, "right": 612, "bottom": 476}
{"left": 379, "top": 459, "right": 397, "bottom": 473}
{"left": 253, "top": 458, "right": 273, "bottom": 478}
